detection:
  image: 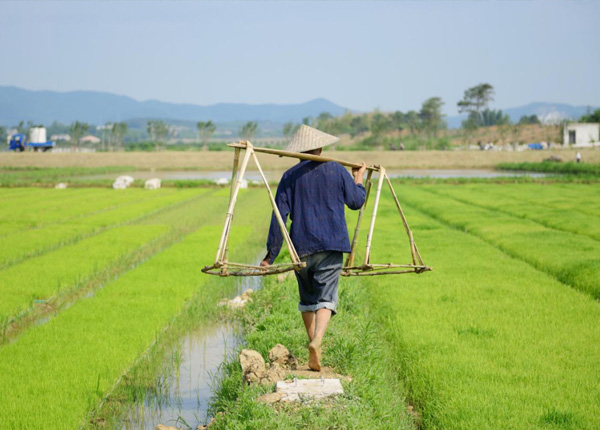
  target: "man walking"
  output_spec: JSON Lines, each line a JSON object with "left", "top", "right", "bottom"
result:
{"left": 261, "top": 125, "right": 367, "bottom": 371}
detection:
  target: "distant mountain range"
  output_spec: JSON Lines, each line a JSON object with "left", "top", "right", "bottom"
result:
{"left": 0, "top": 85, "right": 595, "bottom": 131}
{"left": 0, "top": 86, "right": 349, "bottom": 128}
{"left": 446, "top": 102, "right": 597, "bottom": 128}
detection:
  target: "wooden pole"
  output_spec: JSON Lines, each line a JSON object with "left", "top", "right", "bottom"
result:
{"left": 222, "top": 147, "right": 241, "bottom": 271}
{"left": 345, "top": 169, "right": 373, "bottom": 269}
{"left": 214, "top": 145, "right": 253, "bottom": 263}
{"left": 384, "top": 172, "right": 418, "bottom": 266}
{"left": 363, "top": 167, "right": 385, "bottom": 266}
{"left": 229, "top": 141, "right": 380, "bottom": 171}
{"left": 250, "top": 150, "right": 302, "bottom": 265}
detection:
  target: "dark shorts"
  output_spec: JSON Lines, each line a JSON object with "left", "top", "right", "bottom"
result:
{"left": 295, "top": 251, "right": 343, "bottom": 315}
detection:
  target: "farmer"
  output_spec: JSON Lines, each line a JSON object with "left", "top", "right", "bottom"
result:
{"left": 260, "top": 125, "right": 367, "bottom": 371}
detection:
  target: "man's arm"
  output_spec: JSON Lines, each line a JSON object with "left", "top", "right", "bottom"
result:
{"left": 261, "top": 181, "right": 290, "bottom": 267}
{"left": 343, "top": 162, "right": 367, "bottom": 209}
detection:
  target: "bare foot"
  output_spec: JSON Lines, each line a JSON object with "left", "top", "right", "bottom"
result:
{"left": 308, "top": 341, "right": 321, "bottom": 371}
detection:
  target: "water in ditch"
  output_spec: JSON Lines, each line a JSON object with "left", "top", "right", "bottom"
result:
{"left": 118, "top": 275, "right": 262, "bottom": 430}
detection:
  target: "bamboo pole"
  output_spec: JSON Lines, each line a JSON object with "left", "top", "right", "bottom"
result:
{"left": 221, "top": 147, "right": 242, "bottom": 273}
{"left": 363, "top": 167, "right": 386, "bottom": 266}
{"left": 383, "top": 172, "right": 418, "bottom": 266}
{"left": 214, "top": 145, "right": 253, "bottom": 263}
{"left": 229, "top": 141, "right": 380, "bottom": 171}
{"left": 345, "top": 169, "right": 373, "bottom": 268}
{"left": 250, "top": 150, "right": 303, "bottom": 265}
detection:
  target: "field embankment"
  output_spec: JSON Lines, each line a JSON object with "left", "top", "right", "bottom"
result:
{"left": 2, "top": 148, "right": 599, "bottom": 170}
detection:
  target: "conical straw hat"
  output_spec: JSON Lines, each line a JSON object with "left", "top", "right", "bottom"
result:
{"left": 285, "top": 125, "right": 339, "bottom": 153}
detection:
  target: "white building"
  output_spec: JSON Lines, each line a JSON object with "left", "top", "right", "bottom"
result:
{"left": 563, "top": 123, "right": 599, "bottom": 146}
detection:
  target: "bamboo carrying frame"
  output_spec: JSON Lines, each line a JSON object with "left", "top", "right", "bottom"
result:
{"left": 201, "top": 141, "right": 432, "bottom": 277}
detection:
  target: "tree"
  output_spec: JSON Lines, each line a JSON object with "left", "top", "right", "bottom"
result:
{"left": 239, "top": 121, "right": 258, "bottom": 140}
{"left": 315, "top": 112, "right": 333, "bottom": 132}
{"left": 370, "top": 111, "right": 390, "bottom": 143}
{"left": 405, "top": 111, "right": 420, "bottom": 134}
{"left": 579, "top": 108, "right": 600, "bottom": 123}
{"left": 69, "top": 121, "right": 89, "bottom": 151}
{"left": 390, "top": 111, "right": 406, "bottom": 132}
{"left": 283, "top": 122, "right": 300, "bottom": 140}
{"left": 147, "top": 120, "right": 169, "bottom": 151}
{"left": 349, "top": 115, "right": 369, "bottom": 138}
{"left": 518, "top": 114, "right": 541, "bottom": 125}
{"left": 419, "top": 97, "right": 446, "bottom": 137}
{"left": 16, "top": 121, "right": 26, "bottom": 134}
{"left": 480, "top": 109, "right": 510, "bottom": 127}
{"left": 458, "top": 83, "right": 495, "bottom": 128}
{"left": 197, "top": 120, "right": 217, "bottom": 148}
{"left": 302, "top": 117, "right": 312, "bottom": 126}
{"left": 0, "top": 126, "right": 6, "bottom": 144}
{"left": 110, "top": 122, "right": 128, "bottom": 150}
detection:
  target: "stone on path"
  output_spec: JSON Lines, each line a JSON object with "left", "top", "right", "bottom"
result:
{"left": 268, "top": 344, "right": 297, "bottom": 369}
{"left": 239, "top": 349, "right": 266, "bottom": 384}
{"left": 257, "top": 391, "right": 285, "bottom": 404}
{"left": 275, "top": 378, "right": 344, "bottom": 402}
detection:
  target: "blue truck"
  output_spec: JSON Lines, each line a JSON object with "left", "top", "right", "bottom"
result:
{"left": 8, "top": 127, "right": 55, "bottom": 152}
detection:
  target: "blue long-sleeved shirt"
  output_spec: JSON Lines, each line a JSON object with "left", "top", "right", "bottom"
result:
{"left": 266, "top": 160, "right": 366, "bottom": 264}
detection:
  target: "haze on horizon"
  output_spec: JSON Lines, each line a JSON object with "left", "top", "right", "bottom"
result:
{"left": 1, "top": 1, "right": 598, "bottom": 116}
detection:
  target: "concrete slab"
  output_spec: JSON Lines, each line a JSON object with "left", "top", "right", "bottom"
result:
{"left": 275, "top": 377, "right": 344, "bottom": 402}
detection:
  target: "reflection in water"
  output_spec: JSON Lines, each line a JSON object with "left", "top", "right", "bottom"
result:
{"left": 120, "top": 324, "right": 240, "bottom": 430}
{"left": 120, "top": 275, "right": 262, "bottom": 430}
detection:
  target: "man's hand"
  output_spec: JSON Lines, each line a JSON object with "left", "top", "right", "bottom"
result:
{"left": 352, "top": 162, "right": 367, "bottom": 184}
{"left": 260, "top": 252, "right": 270, "bottom": 267}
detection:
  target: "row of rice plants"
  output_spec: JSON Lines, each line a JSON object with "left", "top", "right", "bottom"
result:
{"left": 454, "top": 183, "right": 600, "bottom": 218}
{"left": 0, "top": 188, "right": 170, "bottom": 236}
{"left": 0, "top": 188, "right": 105, "bottom": 224}
{"left": 0, "top": 189, "right": 207, "bottom": 267}
{"left": 363, "top": 195, "right": 600, "bottom": 429}
{"left": 0, "top": 188, "right": 229, "bottom": 341}
{"left": 0, "top": 225, "right": 168, "bottom": 327}
{"left": 0, "top": 222, "right": 258, "bottom": 429}
{"left": 397, "top": 185, "right": 600, "bottom": 299}
{"left": 497, "top": 161, "right": 600, "bottom": 176}
{"left": 428, "top": 184, "right": 600, "bottom": 241}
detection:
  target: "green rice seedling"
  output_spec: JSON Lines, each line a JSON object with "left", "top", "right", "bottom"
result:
{"left": 0, "top": 189, "right": 207, "bottom": 267}
{"left": 498, "top": 161, "right": 600, "bottom": 176}
{"left": 362, "top": 198, "right": 600, "bottom": 430}
{"left": 0, "top": 225, "right": 168, "bottom": 324}
{"left": 0, "top": 188, "right": 161, "bottom": 235}
{"left": 208, "top": 275, "right": 415, "bottom": 430}
{"left": 0, "top": 225, "right": 253, "bottom": 429}
{"left": 396, "top": 185, "right": 600, "bottom": 298}
{"left": 431, "top": 184, "right": 600, "bottom": 241}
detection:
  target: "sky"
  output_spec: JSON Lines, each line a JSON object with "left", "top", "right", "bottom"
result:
{"left": 1, "top": 1, "right": 599, "bottom": 115}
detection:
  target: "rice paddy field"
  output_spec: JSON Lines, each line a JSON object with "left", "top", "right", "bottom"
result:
{"left": 0, "top": 179, "right": 598, "bottom": 429}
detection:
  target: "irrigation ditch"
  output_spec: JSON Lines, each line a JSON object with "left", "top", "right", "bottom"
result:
{"left": 88, "top": 264, "right": 264, "bottom": 430}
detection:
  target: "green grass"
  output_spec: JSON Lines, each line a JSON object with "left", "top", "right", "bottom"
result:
{"left": 395, "top": 185, "right": 600, "bottom": 299}
{"left": 0, "top": 187, "right": 271, "bottom": 429}
{"left": 0, "top": 189, "right": 206, "bottom": 266}
{"left": 497, "top": 161, "right": 600, "bottom": 176}
{"left": 426, "top": 184, "right": 600, "bottom": 242}
{"left": 362, "top": 194, "right": 600, "bottom": 430}
{"left": 1, "top": 182, "right": 599, "bottom": 430}
{"left": 0, "top": 226, "right": 250, "bottom": 429}
{"left": 207, "top": 275, "right": 415, "bottom": 430}
{"left": 0, "top": 225, "right": 168, "bottom": 325}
